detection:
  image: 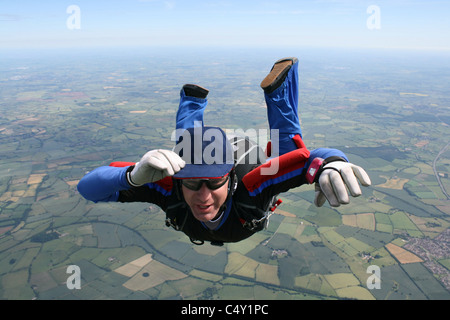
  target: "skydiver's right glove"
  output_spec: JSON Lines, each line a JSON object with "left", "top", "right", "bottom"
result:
{"left": 127, "top": 149, "right": 185, "bottom": 187}
{"left": 314, "top": 161, "right": 371, "bottom": 207}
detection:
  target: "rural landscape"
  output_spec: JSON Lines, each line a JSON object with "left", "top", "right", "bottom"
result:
{"left": 0, "top": 47, "right": 449, "bottom": 300}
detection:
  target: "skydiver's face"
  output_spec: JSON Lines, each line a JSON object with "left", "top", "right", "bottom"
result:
{"left": 181, "top": 177, "right": 229, "bottom": 222}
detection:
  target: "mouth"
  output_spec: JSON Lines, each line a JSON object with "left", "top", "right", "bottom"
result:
{"left": 196, "top": 204, "right": 212, "bottom": 210}
{"left": 195, "top": 203, "right": 215, "bottom": 215}
{"left": 191, "top": 203, "right": 220, "bottom": 222}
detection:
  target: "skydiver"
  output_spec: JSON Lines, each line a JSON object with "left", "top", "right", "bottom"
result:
{"left": 77, "top": 57, "right": 371, "bottom": 246}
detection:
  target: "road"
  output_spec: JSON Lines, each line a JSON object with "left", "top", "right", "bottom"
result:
{"left": 432, "top": 141, "right": 450, "bottom": 200}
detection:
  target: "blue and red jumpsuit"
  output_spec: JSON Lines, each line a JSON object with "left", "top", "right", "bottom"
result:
{"left": 77, "top": 59, "right": 347, "bottom": 244}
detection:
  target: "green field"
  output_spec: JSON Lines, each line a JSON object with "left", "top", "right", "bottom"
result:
{"left": 0, "top": 47, "right": 449, "bottom": 300}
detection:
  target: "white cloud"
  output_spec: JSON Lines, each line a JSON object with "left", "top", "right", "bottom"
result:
{"left": 164, "top": 1, "right": 175, "bottom": 10}
{"left": 0, "top": 14, "right": 22, "bottom": 21}
{"left": 138, "top": 0, "right": 175, "bottom": 9}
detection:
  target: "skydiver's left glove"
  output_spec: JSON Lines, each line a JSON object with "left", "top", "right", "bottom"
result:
{"left": 314, "top": 161, "right": 371, "bottom": 207}
{"left": 127, "top": 149, "right": 185, "bottom": 186}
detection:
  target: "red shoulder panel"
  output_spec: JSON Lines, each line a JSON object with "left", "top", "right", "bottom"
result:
{"left": 242, "top": 138, "right": 310, "bottom": 193}
{"left": 292, "top": 134, "right": 306, "bottom": 149}
{"left": 109, "top": 161, "right": 136, "bottom": 167}
{"left": 154, "top": 176, "right": 174, "bottom": 192}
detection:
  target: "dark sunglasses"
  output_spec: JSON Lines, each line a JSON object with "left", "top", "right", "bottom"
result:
{"left": 181, "top": 175, "right": 229, "bottom": 191}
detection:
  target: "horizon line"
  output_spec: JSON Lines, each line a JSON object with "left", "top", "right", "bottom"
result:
{"left": 2, "top": 43, "right": 450, "bottom": 53}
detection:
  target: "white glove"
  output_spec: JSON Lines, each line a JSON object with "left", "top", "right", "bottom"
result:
{"left": 127, "top": 149, "right": 185, "bottom": 186}
{"left": 314, "top": 161, "right": 371, "bottom": 207}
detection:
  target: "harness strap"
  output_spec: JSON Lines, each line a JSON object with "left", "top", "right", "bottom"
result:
{"left": 238, "top": 195, "right": 281, "bottom": 232}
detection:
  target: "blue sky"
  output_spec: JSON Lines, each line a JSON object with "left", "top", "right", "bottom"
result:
{"left": 1, "top": 0, "right": 449, "bottom": 50}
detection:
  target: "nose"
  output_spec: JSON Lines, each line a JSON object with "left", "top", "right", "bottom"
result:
{"left": 195, "top": 183, "right": 212, "bottom": 202}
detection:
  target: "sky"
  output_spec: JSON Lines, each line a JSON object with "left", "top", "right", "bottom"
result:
{"left": 1, "top": 0, "right": 449, "bottom": 51}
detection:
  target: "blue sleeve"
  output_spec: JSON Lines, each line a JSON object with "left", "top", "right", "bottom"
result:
{"left": 77, "top": 166, "right": 131, "bottom": 203}
{"left": 306, "top": 148, "right": 348, "bottom": 166}
{"left": 243, "top": 147, "right": 348, "bottom": 199}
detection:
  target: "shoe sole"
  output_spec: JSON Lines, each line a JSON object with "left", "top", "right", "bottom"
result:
{"left": 260, "top": 57, "right": 298, "bottom": 93}
{"left": 183, "top": 84, "right": 209, "bottom": 98}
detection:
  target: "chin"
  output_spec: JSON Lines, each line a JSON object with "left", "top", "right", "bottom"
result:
{"left": 192, "top": 210, "right": 218, "bottom": 222}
